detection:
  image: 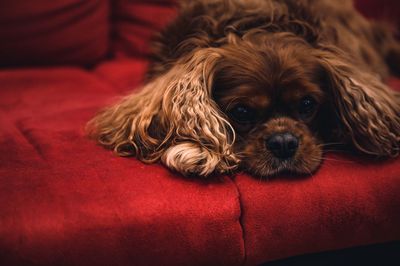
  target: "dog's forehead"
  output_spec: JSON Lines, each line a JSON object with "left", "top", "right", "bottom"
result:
{"left": 225, "top": 68, "right": 317, "bottom": 94}
{"left": 253, "top": 80, "right": 320, "bottom": 105}
{"left": 214, "top": 44, "right": 324, "bottom": 108}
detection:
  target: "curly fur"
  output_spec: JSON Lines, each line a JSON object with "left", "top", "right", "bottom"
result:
{"left": 88, "top": 0, "right": 400, "bottom": 177}
{"left": 87, "top": 49, "right": 239, "bottom": 176}
{"left": 314, "top": 46, "right": 400, "bottom": 156}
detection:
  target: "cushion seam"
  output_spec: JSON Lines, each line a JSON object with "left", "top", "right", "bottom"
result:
{"left": 231, "top": 176, "right": 247, "bottom": 266}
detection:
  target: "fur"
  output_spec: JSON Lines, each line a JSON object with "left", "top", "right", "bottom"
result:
{"left": 87, "top": 0, "right": 400, "bottom": 178}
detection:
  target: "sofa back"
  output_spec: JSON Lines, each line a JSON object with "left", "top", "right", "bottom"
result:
{"left": 0, "top": 0, "right": 397, "bottom": 68}
{"left": 0, "top": 0, "right": 176, "bottom": 67}
{"left": 0, "top": 1, "right": 110, "bottom": 67}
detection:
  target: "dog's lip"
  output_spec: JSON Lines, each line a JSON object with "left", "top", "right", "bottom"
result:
{"left": 269, "top": 154, "right": 297, "bottom": 165}
{"left": 273, "top": 154, "right": 313, "bottom": 172}
{"left": 268, "top": 157, "right": 294, "bottom": 171}
{"left": 266, "top": 162, "right": 307, "bottom": 177}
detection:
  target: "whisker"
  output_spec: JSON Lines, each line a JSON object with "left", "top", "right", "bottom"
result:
{"left": 321, "top": 157, "right": 354, "bottom": 163}
{"left": 323, "top": 149, "right": 352, "bottom": 153}
{"left": 305, "top": 164, "right": 313, "bottom": 176}
{"left": 318, "top": 142, "right": 344, "bottom": 147}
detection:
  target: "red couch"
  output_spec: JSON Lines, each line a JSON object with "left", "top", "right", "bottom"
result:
{"left": 0, "top": 1, "right": 399, "bottom": 265}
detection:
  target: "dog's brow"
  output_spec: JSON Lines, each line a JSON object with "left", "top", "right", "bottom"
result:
{"left": 280, "top": 83, "right": 323, "bottom": 104}
{"left": 217, "top": 85, "right": 271, "bottom": 110}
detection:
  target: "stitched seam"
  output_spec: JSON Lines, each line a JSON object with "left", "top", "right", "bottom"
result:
{"left": 231, "top": 176, "right": 247, "bottom": 266}
{"left": 15, "top": 119, "right": 46, "bottom": 160}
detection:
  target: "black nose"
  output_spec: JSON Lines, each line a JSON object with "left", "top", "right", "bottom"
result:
{"left": 266, "top": 133, "right": 299, "bottom": 159}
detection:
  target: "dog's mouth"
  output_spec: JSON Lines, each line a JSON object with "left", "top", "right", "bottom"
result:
{"left": 245, "top": 159, "right": 298, "bottom": 176}
{"left": 241, "top": 140, "right": 324, "bottom": 178}
{"left": 243, "top": 155, "right": 323, "bottom": 178}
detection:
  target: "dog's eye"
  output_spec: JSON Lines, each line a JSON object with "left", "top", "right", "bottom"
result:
{"left": 229, "top": 104, "right": 257, "bottom": 123}
{"left": 299, "top": 96, "right": 317, "bottom": 117}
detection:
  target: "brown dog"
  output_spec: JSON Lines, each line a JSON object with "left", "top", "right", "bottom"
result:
{"left": 88, "top": 0, "right": 400, "bottom": 177}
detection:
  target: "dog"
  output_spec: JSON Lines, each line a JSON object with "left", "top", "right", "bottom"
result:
{"left": 87, "top": 0, "right": 400, "bottom": 178}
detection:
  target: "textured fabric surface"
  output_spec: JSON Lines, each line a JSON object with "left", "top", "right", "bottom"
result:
{"left": 235, "top": 151, "right": 400, "bottom": 265}
{"left": 0, "top": 67, "right": 245, "bottom": 265}
{"left": 0, "top": 0, "right": 400, "bottom": 265}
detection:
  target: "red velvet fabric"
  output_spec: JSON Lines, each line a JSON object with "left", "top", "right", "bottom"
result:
{"left": 0, "top": 1, "right": 399, "bottom": 265}
{"left": 0, "top": 67, "right": 244, "bottom": 265}
{"left": 235, "top": 151, "right": 400, "bottom": 265}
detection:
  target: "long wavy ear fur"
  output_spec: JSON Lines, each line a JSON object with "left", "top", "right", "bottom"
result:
{"left": 315, "top": 46, "right": 400, "bottom": 157}
{"left": 87, "top": 49, "right": 239, "bottom": 176}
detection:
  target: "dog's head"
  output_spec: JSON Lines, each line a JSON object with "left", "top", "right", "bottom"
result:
{"left": 212, "top": 33, "right": 327, "bottom": 177}
{"left": 88, "top": 3, "right": 400, "bottom": 177}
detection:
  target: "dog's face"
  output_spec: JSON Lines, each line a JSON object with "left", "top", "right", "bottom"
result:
{"left": 212, "top": 37, "right": 328, "bottom": 176}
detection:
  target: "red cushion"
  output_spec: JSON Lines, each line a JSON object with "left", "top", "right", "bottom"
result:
{"left": 235, "top": 154, "right": 400, "bottom": 265}
{"left": 0, "top": 0, "right": 109, "bottom": 67}
{"left": 0, "top": 66, "right": 244, "bottom": 265}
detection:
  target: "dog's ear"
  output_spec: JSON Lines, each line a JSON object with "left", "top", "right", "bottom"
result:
{"left": 87, "top": 49, "right": 239, "bottom": 176}
{"left": 315, "top": 46, "right": 400, "bottom": 157}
